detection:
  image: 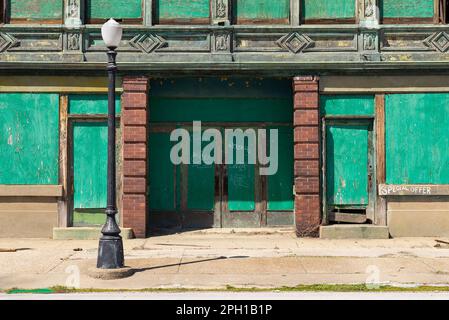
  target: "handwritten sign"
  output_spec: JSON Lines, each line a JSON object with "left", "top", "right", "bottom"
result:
{"left": 378, "top": 184, "right": 449, "bottom": 196}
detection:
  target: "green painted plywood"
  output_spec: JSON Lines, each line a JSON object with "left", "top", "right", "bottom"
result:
{"left": 148, "top": 132, "right": 176, "bottom": 211}
{"left": 381, "top": 0, "right": 434, "bottom": 19}
{"left": 187, "top": 136, "right": 215, "bottom": 211}
{"left": 267, "top": 127, "right": 294, "bottom": 211}
{"left": 227, "top": 133, "right": 255, "bottom": 211}
{"left": 155, "top": 0, "right": 210, "bottom": 21}
{"left": 321, "top": 95, "right": 375, "bottom": 116}
{"left": 151, "top": 98, "right": 292, "bottom": 123}
{"left": 69, "top": 95, "right": 121, "bottom": 115}
{"left": 326, "top": 124, "right": 369, "bottom": 206}
{"left": 302, "top": 0, "right": 355, "bottom": 20}
{"left": 73, "top": 122, "right": 107, "bottom": 209}
{"left": 234, "top": 0, "right": 290, "bottom": 23}
{"left": 0, "top": 93, "right": 59, "bottom": 185}
{"left": 10, "top": 0, "right": 63, "bottom": 20}
{"left": 386, "top": 94, "right": 449, "bottom": 184}
{"left": 88, "top": 0, "right": 143, "bottom": 19}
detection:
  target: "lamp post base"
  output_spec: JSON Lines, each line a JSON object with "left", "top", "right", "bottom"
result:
{"left": 97, "top": 236, "right": 125, "bottom": 269}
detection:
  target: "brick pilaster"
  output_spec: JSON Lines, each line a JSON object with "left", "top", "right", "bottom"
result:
{"left": 121, "top": 76, "right": 149, "bottom": 238}
{"left": 293, "top": 76, "right": 321, "bottom": 237}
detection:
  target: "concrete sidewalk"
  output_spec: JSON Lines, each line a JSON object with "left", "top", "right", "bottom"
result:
{"left": 1, "top": 229, "right": 449, "bottom": 290}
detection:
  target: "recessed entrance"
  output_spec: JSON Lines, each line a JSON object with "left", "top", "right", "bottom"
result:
{"left": 147, "top": 78, "right": 294, "bottom": 230}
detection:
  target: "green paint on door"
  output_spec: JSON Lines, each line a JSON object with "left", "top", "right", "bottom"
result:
{"left": 69, "top": 95, "right": 121, "bottom": 115}
{"left": 386, "top": 94, "right": 449, "bottom": 184}
{"left": 148, "top": 132, "right": 176, "bottom": 211}
{"left": 321, "top": 95, "right": 375, "bottom": 116}
{"left": 326, "top": 124, "right": 369, "bottom": 206}
{"left": 73, "top": 122, "right": 107, "bottom": 209}
{"left": 302, "top": 0, "right": 355, "bottom": 20}
{"left": 381, "top": 0, "right": 434, "bottom": 18}
{"left": 187, "top": 136, "right": 215, "bottom": 210}
{"left": 227, "top": 133, "right": 255, "bottom": 211}
{"left": 267, "top": 127, "right": 294, "bottom": 211}
{"left": 88, "top": 0, "right": 143, "bottom": 19}
{"left": 155, "top": 0, "right": 210, "bottom": 21}
{"left": 151, "top": 98, "right": 292, "bottom": 123}
{"left": 10, "top": 0, "right": 63, "bottom": 20}
{"left": 0, "top": 93, "right": 59, "bottom": 185}
{"left": 233, "top": 0, "right": 290, "bottom": 23}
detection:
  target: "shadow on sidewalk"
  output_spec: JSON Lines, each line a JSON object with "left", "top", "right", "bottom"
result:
{"left": 132, "top": 256, "right": 249, "bottom": 273}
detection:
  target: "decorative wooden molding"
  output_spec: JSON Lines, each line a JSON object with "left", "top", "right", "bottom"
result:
{"left": 64, "top": 0, "right": 83, "bottom": 27}
{"left": 0, "top": 76, "right": 123, "bottom": 93}
{"left": 379, "top": 184, "right": 449, "bottom": 196}
{"left": 0, "top": 185, "right": 63, "bottom": 197}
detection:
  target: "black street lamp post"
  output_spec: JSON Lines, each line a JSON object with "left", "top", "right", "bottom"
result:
{"left": 97, "top": 19, "right": 124, "bottom": 269}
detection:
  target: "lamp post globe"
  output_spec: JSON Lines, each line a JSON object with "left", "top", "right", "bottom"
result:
{"left": 96, "top": 18, "right": 124, "bottom": 269}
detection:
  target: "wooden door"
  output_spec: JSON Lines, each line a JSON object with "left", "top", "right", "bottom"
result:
{"left": 324, "top": 119, "right": 374, "bottom": 223}
{"left": 71, "top": 121, "right": 108, "bottom": 226}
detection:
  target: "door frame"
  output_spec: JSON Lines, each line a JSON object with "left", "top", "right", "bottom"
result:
{"left": 321, "top": 115, "right": 376, "bottom": 225}
{"left": 148, "top": 122, "right": 293, "bottom": 229}
{"left": 67, "top": 114, "right": 121, "bottom": 227}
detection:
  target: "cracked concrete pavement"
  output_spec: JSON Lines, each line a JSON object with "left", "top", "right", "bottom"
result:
{"left": 1, "top": 229, "right": 449, "bottom": 290}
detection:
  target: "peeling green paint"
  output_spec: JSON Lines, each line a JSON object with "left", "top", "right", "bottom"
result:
{"left": 73, "top": 122, "right": 108, "bottom": 209}
{"left": 321, "top": 95, "right": 375, "bottom": 116}
{"left": 0, "top": 93, "right": 59, "bottom": 185}
{"left": 69, "top": 94, "right": 121, "bottom": 115}
{"left": 302, "top": 0, "right": 355, "bottom": 20}
{"left": 10, "top": 0, "right": 63, "bottom": 20}
{"left": 155, "top": 0, "right": 210, "bottom": 21}
{"left": 326, "top": 124, "right": 370, "bottom": 206}
{"left": 386, "top": 94, "right": 449, "bottom": 184}
{"left": 234, "top": 0, "right": 290, "bottom": 23}
{"left": 381, "top": 0, "right": 434, "bottom": 19}
{"left": 88, "top": 0, "right": 143, "bottom": 20}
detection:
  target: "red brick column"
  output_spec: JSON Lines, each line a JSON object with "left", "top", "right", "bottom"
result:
{"left": 121, "top": 76, "right": 149, "bottom": 238}
{"left": 293, "top": 76, "right": 321, "bottom": 237}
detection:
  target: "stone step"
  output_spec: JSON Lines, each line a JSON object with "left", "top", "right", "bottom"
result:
{"left": 53, "top": 227, "right": 134, "bottom": 240}
{"left": 320, "top": 225, "right": 390, "bottom": 239}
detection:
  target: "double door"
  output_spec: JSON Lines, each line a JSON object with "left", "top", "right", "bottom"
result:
{"left": 148, "top": 124, "right": 294, "bottom": 229}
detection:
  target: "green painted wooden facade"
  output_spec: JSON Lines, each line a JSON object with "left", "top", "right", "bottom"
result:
{"left": 69, "top": 94, "right": 121, "bottom": 115}
{"left": 10, "top": 0, "right": 63, "bottom": 21}
{"left": 233, "top": 0, "right": 290, "bottom": 24}
{"left": 381, "top": 0, "right": 435, "bottom": 19}
{"left": 155, "top": 0, "right": 211, "bottom": 23}
{"left": 386, "top": 93, "right": 449, "bottom": 185}
{"left": 73, "top": 121, "right": 108, "bottom": 210}
{"left": 302, "top": 0, "right": 356, "bottom": 21}
{"left": 326, "top": 123, "right": 370, "bottom": 206}
{"left": 321, "top": 95, "right": 375, "bottom": 116}
{"left": 87, "top": 0, "right": 143, "bottom": 21}
{"left": 148, "top": 78, "right": 293, "bottom": 228}
{"left": 0, "top": 93, "right": 59, "bottom": 185}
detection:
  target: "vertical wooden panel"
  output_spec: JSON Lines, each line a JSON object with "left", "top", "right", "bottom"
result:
{"left": 267, "top": 126, "right": 294, "bottom": 211}
{"left": 187, "top": 136, "right": 215, "bottom": 210}
{"left": 233, "top": 0, "right": 290, "bottom": 24}
{"left": 10, "top": 0, "right": 63, "bottom": 22}
{"left": 386, "top": 93, "right": 449, "bottom": 184}
{"left": 58, "top": 95, "right": 69, "bottom": 227}
{"left": 73, "top": 122, "right": 108, "bottom": 210}
{"left": 227, "top": 135, "right": 255, "bottom": 211}
{"left": 375, "top": 95, "right": 385, "bottom": 184}
{"left": 148, "top": 132, "right": 176, "bottom": 211}
{"left": 0, "top": 93, "right": 60, "bottom": 184}
{"left": 326, "top": 124, "right": 370, "bottom": 206}
{"left": 375, "top": 94, "right": 387, "bottom": 226}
